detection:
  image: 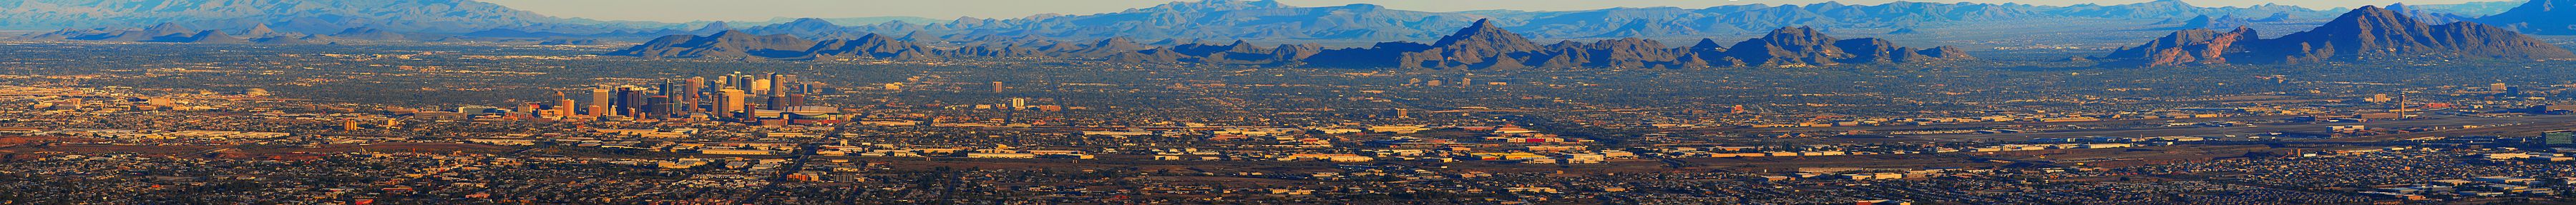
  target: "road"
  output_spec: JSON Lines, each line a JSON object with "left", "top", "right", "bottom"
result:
{"left": 746, "top": 126, "right": 845, "bottom": 201}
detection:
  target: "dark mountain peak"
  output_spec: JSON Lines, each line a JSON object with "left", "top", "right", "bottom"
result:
{"left": 176, "top": 30, "right": 248, "bottom": 44}
{"left": 1447, "top": 19, "right": 1506, "bottom": 38}
{"left": 243, "top": 24, "right": 277, "bottom": 36}
{"left": 610, "top": 29, "right": 817, "bottom": 59}
{"left": 1691, "top": 39, "right": 1726, "bottom": 49}
{"left": 1757, "top": 26, "right": 1835, "bottom": 45}
{"left": 2107, "top": 26, "right": 2258, "bottom": 66}
{"left": 2112, "top": 6, "right": 2575, "bottom": 66}
{"left": 809, "top": 32, "right": 939, "bottom": 61}
{"left": 2300, "top": 6, "right": 2424, "bottom": 39}
{"left": 1721, "top": 26, "right": 1860, "bottom": 66}
{"left": 1430, "top": 19, "right": 1540, "bottom": 52}
{"left": 1096, "top": 37, "right": 1143, "bottom": 48}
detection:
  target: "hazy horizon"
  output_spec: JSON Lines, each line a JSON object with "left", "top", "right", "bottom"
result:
{"left": 482, "top": 0, "right": 2512, "bottom": 23}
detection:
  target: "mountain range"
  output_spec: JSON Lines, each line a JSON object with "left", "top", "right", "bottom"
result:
{"left": 701, "top": 0, "right": 2373, "bottom": 41}
{"left": 2106, "top": 6, "right": 2576, "bottom": 66}
{"left": 0, "top": 0, "right": 587, "bottom": 34}
{"left": 609, "top": 19, "right": 1975, "bottom": 70}
{"left": 2478, "top": 0, "right": 2576, "bottom": 35}
{"left": 8, "top": 0, "right": 2545, "bottom": 44}
{"left": 5, "top": 0, "right": 2570, "bottom": 69}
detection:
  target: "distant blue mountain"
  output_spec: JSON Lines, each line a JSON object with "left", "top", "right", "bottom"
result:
{"left": 4, "top": 0, "right": 2543, "bottom": 45}
{"left": 736, "top": 0, "right": 2374, "bottom": 43}
{"left": 0, "top": 0, "right": 572, "bottom": 33}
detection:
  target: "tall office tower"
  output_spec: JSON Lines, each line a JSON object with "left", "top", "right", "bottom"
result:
{"left": 655, "top": 80, "right": 673, "bottom": 96}
{"left": 616, "top": 86, "right": 647, "bottom": 116}
{"left": 643, "top": 96, "right": 673, "bottom": 119}
{"left": 785, "top": 94, "right": 808, "bottom": 108}
{"left": 1460, "top": 77, "right": 1472, "bottom": 87}
{"left": 588, "top": 88, "right": 613, "bottom": 116}
{"left": 718, "top": 89, "right": 746, "bottom": 117}
{"left": 1010, "top": 97, "right": 1027, "bottom": 109}
{"left": 766, "top": 73, "right": 784, "bottom": 96}
{"left": 776, "top": 74, "right": 799, "bottom": 94}
{"left": 716, "top": 76, "right": 733, "bottom": 89}
{"left": 686, "top": 76, "right": 707, "bottom": 93}
{"left": 554, "top": 91, "right": 577, "bottom": 119}
{"left": 685, "top": 76, "right": 706, "bottom": 108}
{"left": 992, "top": 81, "right": 1005, "bottom": 93}
{"left": 765, "top": 96, "right": 786, "bottom": 110}
{"left": 751, "top": 79, "right": 773, "bottom": 94}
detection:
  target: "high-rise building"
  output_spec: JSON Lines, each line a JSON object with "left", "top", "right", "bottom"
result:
{"left": 643, "top": 96, "right": 673, "bottom": 119}
{"left": 686, "top": 76, "right": 706, "bottom": 93}
{"left": 683, "top": 76, "right": 706, "bottom": 112}
{"left": 751, "top": 79, "right": 773, "bottom": 95}
{"left": 1010, "top": 98, "right": 1028, "bottom": 109}
{"left": 716, "top": 75, "right": 733, "bottom": 89}
{"left": 589, "top": 88, "right": 613, "bottom": 116}
{"left": 765, "top": 96, "right": 786, "bottom": 110}
{"left": 787, "top": 94, "right": 807, "bottom": 108}
{"left": 718, "top": 89, "right": 747, "bottom": 118}
{"left": 773, "top": 74, "right": 797, "bottom": 95}
{"left": 992, "top": 81, "right": 1005, "bottom": 93}
{"left": 616, "top": 86, "right": 647, "bottom": 116}
{"left": 554, "top": 91, "right": 578, "bottom": 119}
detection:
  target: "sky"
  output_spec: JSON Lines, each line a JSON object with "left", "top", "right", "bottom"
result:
{"left": 479, "top": 0, "right": 2502, "bottom": 23}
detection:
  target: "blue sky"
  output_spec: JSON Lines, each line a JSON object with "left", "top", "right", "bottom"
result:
{"left": 480, "top": 0, "right": 2501, "bottom": 22}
